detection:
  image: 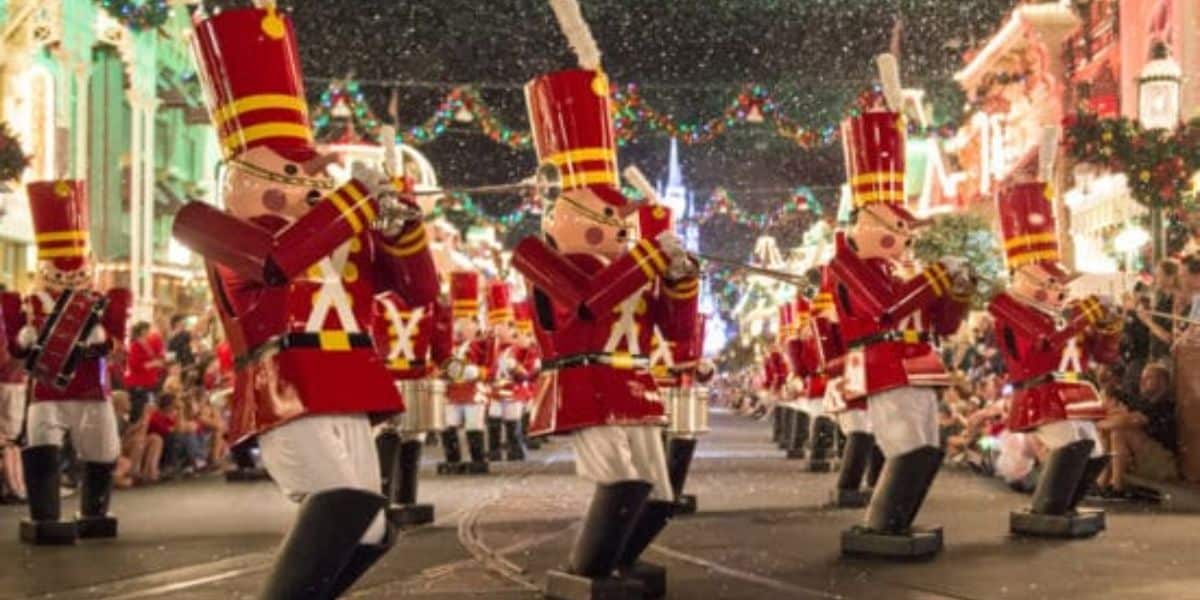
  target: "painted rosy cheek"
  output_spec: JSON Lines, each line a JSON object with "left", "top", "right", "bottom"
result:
{"left": 261, "top": 189, "right": 287, "bottom": 213}
{"left": 1034, "top": 289, "right": 1048, "bottom": 303}
{"left": 880, "top": 235, "right": 896, "bottom": 249}
{"left": 585, "top": 227, "right": 604, "bottom": 246}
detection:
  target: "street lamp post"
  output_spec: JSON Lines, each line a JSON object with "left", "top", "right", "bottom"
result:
{"left": 1137, "top": 41, "right": 1182, "bottom": 266}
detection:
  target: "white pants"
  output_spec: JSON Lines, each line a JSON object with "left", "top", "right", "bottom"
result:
{"left": 572, "top": 425, "right": 673, "bottom": 502}
{"left": 487, "top": 400, "right": 525, "bottom": 421}
{"left": 799, "top": 398, "right": 825, "bottom": 417}
{"left": 445, "top": 404, "right": 485, "bottom": 430}
{"left": 258, "top": 414, "right": 386, "bottom": 544}
{"left": 838, "top": 409, "right": 872, "bottom": 434}
{"left": 27, "top": 400, "right": 119, "bottom": 463}
{"left": 1035, "top": 419, "right": 1103, "bottom": 457}
{"left": 0, "top": 383, "right": 26, "bottom": 442}
{"left": 867, "top": 387, "right": 939, "bottom": 458}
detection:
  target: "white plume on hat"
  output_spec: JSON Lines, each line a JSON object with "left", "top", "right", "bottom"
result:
{"left": 548, "top": 0, "right": 602, "bottom": 70}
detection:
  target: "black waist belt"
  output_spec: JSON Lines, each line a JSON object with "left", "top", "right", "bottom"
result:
{"left": 847, "top": 330, "right": 933, "bottom": 350}
{"left": 236, "top": 332, "right": 374, "bottom": 370}
{"left": 1012, "top": 372, "right": 1088, "bottom": 391}
{"left": 542, "top": 352, "right": 649, "bottom": 371}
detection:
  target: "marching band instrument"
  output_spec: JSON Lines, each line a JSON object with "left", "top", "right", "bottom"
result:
{"left": 399, "top": 379, "right": 448, "bottom": 434}
{"left": 665, "top": 386, "right": 709, "bottom": 436}
{"left": 410, "top": 162, "right": 563, "bottom": 202}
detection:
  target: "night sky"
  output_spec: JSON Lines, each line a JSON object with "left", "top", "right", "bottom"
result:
{"left": 205, "top": 0, "right": 1015, "bottom": 251}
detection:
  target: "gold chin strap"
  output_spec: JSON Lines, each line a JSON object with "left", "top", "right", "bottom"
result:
{"left": 228, "top": 159, "right": 336, "bottom": 191}
{"left": 560, "top": 194, "right": 628, "bottom": 229}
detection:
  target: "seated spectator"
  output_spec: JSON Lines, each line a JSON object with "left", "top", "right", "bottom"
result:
{"left": 1097, "top": 362, "right": 1178, "bottom": 498}
{"left": 114, "top": 390, "right": 162, "bottom": 484}
{"left": 148, "top": 394, "right": 183, "bottom": 477}
{"left": 125, "top": 322, "right": 166, "bottom": 422}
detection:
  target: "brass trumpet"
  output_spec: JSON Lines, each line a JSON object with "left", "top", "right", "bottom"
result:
{"left": 409, "top": 162, "right": 564, "bottom": 202}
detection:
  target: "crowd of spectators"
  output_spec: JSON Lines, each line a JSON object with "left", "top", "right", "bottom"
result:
{"left": 0, "top": 309, "right": 233, "bottom": 502}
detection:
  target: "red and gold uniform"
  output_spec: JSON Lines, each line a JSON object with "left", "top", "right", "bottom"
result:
{"left": 172, "top": 7, "right": 439, "bottom": 596}
{"left": 512, "top": 67, "right": 698, "bottom": 589}
{"left": 484, "top": 279, "right": 525, "bottom": 460}
{"left": 831, "top": 108, "right": 968, "bottom": 557}
{"left": 988, "top": 182, "right": 1119, "bottom": 537}
{"left": 15, "top": 180, "right": 131, "bottom": 545}
{"left": 438, "top": 271, "right": 491, "bottom": 470}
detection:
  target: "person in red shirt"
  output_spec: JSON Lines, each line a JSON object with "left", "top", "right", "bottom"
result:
{"left": 124, "top": 322, "right": 164, "bottom": 423}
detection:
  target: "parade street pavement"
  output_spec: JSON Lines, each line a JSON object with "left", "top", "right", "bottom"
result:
{"left": 5, "top": 409, "right": 1200, "bottom": 600}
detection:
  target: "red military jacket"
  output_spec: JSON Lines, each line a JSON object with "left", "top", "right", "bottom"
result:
{"left": 509, "top": 344, "right": 540, "bottom": 402}
{"left": 828, "top": 247, "right": 967, "bottom": 397}
{"left": 787, "top": 314, "right": 838, "bottom": 401}
{"left": 447, "top": 337, "right": 492, "bottom": 405}
{"left": 372, "top": 293, "right": 452, "bottom": 381}
{"left": 648, "top": 323, "right": 701, "bottom": 390}
{"left": 174, "top": 179, "right": 439, "bottom": 445}
{"left": 989, "top": 293, "right": 1120, "bottom": 431}
{"left": 512, "top": 236, "right": 699, "bottom": 436}
{"left": 18, "top": 288, "right": 129, "bottom": 402}
{"left": 491, "top": 341, "right": 539, "bottom": 402}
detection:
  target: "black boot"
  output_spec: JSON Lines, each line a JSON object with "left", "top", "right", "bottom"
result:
{"left": 486, "top": 417, "right": 504, "bottom": 462}
{"left": 504, "top": 420, "right": 526, "bottom": 461}
{"left": 376, "top": 430, "right": 401, "bottom": 499}
{"left": 569, "top": 481, "right": 652, "bottom": 576}
{"left": 77, "top": 462, "right": 118, "bottom": 539}
{"left": 666, "top": 437, "right": 698, "bottom": 515}
{"left": 1068, "top": 453, "right": 1111, "bottom": 510}
{"left": 260, "top": 488, "right": 386, "bottom": 599}
{"left": 808, "top": 416, "right": 836, "bottom": 471}
{"left": 833, "top": 432, "right": 874, "bottom": 507}
{"left": 437, "top": 428, "right": 464, "bottom": 475}
{"left": 616, "top": 500, "right": 674, "bottom": 599}
{"left": 778, "top": 406, "right": 793, "bottom": 449}
{"left": 1012, "top": 440, "right": 1103, "bottom": 538}
{"left": 326, "top": 521, "right": 397, "bottom": 598}
{"left": 842, "top": 446, "right": 944, "bottom": 558}
{"left": 389, "top": 438, "right": 435, "bottom": 527}
{"left": 866, "top": 443, "right": 886, "bottom": 489}
{"left": 771, "top": 407, "right": 783, "bottom": 444}
{"left": 786, "top": 409, "right": 810, "bottom": 459}
{"left": 465, "top": 430, "right": 489, "bottom": 473}
{"left": 20, "top": 445, "right": 77, "bottom": 545}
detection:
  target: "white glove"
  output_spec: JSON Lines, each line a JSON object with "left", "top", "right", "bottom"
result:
{"left": 350, "top": 162, "right": 394, "bottom": 199}
{"left": 87, "top": 326, "right": 107, "bottom": 345}
{"left": 17, "top": 325, "right": 37, "bottom": 349}
{"left": 656, "top": 231, "right": 698, "bottom": 280}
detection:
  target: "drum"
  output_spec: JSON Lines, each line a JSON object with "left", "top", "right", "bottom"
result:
{"left": 666, "top": 386, "right": 709, "bottom": 436}
{"left": 26, "top": 290, "right": 108, "bottom": 389}
{"left": 399, "top": 379, "right": 447, "bottom": 433}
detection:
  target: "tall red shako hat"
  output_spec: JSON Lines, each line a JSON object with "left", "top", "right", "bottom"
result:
{"left": 842, "top": 108, "right": 922, "bottom": 225}
{"left": 486, "top": 280, "right": 513, "bottom": 325}
{"left": 997, "top": 182, "right": 1075, "bottom": 280}
{"left": 191, "top": 5, "right": 316, "bottom": 162}
{"left": 777, "top": 302, "right": 795, "bottom": 343}
{"left": 450, "top": 271, "right": 480, "bottom": 319}
{"left": 27, "top": 180, "right": 89, "bottom": 272}
{"left": 512, "top": 300, "right": 534, "bottom": 333}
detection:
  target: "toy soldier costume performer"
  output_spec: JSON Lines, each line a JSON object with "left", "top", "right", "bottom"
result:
{"left": 828, "top": 109, "right": 969, "bottom": 558}
{"left": 173, "top": 6, "right": 437, "bottom": 596}
{"left": 485, "top": 280, "right": 527, "bottom": 461}
{"left": 988, "top": 182, "right": 1119, "bottom": 538}
{"left": 511, "top": 300, "right": 541, "bottom": 451}
{"left": 439, "top": 270, "right": 491, "bottom": 474}
{"left": 15, "top": 180, "right": 130, "bottom": 545}
{"left": 372, "top": 288, "right": 452, "bottom": 527}
{"left": 786, "top": 295, "right": 835, "bottom": 472}
{"left": 512, "top": 68, "right": 700, "bottom": 599}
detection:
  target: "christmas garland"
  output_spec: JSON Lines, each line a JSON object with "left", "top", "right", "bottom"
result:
{"left": 0, "top": 121, "right": 30, "bottom": 183}
{"left": 699, "top": 186, "right": 821, "bottom": 230}
{"left": 94, "top": 0, "right": 172, "bottom": 32}
{"left": 310, "top": 79, "right": 918, "bottom": 151}
{"left": 1064, "top": 111, "right": 1200, "bottom": 209}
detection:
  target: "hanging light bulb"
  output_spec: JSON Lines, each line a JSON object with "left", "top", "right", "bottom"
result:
{"left": 745, "top": 104, "right": 765, "bottom": 124}
{"left": 454, "top": 105, "right": 475, "bottom": 123}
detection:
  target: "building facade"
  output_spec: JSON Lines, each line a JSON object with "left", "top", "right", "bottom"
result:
{"left": 0, "top": 0, "right": 219, "bottom": 319}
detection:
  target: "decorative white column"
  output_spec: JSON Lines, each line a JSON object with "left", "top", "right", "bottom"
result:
{"left": 140, "top": 98, "right": 158, "bottom": 321}
{"left": 128, "top": 91, "right": 143, "bottom": 319}
{"left": 73, "top": 65, "right": 89, "bottom": 179}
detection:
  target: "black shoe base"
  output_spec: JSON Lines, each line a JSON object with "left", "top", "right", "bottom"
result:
{"left": 841, "top": 525, "right": 943, "bottom": 559}
{"left": 527, "top": 440, "right": 543, "bottom": 450}
{"left": 387, "top": 503, "right": 435, "bottom": 528}
{"left": 1010, "top": 509, "right": 1105, "bottom": 538}
{"left": 673, "top": 494, "right": 697, "bottom": 516}
{"left": 507, "top": 451, "right": 526, "bottom": 462}
{"left": 545, "top": 569, "right": 646, "bottom": 600}
{"left": 225, "top": 468, "right": 270, "bottom": 482}
{"left": 785, "top": 448, "right": 808, "bottom": 460}
{"left": 831, "top": 488, "right": 871, "bottom": 508}
{"left": 466, "top": 461, "right": 489, "bottom": 474}
{"left": 621, "top": 561, "right": 665, "bottom": 599}
{"left": 76, "top": 514, "right": 118, "bottom": 539}
{"left": 488, "top": 450, "right": 503, "bottom": 462}
{"left": 805, "top": 460, "right": 832, "bottom": 473}
{"left": 20, "top": 519, "right": 78, "bottom": 545}
{"left": 437, "top": 462, "right": 467, "bottom": 475}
